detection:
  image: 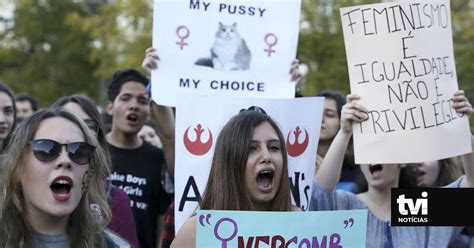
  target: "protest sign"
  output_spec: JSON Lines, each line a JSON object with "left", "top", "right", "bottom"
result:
{"left": 174, "top": 95, "right": 323, "bottom": 232}
{"left": 196, "top": 209, "right": 367, "bottom": 247}
{"left": 340, "top": 0, "right": 472, "bottom": 163}
{"left": 151, "top": 0, "right": 301, "bottom": 106}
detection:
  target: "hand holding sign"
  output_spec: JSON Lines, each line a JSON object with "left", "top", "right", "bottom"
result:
{"left": 340, "top": 95, "right": 368, "bottom": 134}
{"left": 340, "top": 0, "right": 472, "bottom": 163}
{"left": 142, "top": 47, "right": 159, "bottom": 75}
{"left": 451, "top": 90, "right": 473, "bottom": 117}
{"left": 151, "top": 0, "right": 301, "bottom": 106}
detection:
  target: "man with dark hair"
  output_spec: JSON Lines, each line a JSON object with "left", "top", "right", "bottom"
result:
{"left": 106, "top": 68, "right": 170, "bottom": 248}
{"left": 15, "top": 93, "right": 39, "bottom": 122}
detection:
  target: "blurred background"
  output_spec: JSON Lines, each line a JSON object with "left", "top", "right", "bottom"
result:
{"left": 0, "top": 0, "right": 473, "bottom": 126}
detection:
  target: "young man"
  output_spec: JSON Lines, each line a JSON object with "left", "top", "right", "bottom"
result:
{"left": 106, "top": 68, "right": 170, "bottom": 248}
{"left": 15, "top": 93, "right": 38, "bottom": 122}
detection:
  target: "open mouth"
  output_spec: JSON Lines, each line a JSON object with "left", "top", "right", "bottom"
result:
{"left": 369, "top": 164, "right": 383, "bottom": 175}
{"left": 126, "top": 114, "right": 139, "bottom": 124}
{"left": 256, "top": 170, "right": 274, "bottom": 191}
{"left": 50, "top": 176, "right": 73, "bottom": 202}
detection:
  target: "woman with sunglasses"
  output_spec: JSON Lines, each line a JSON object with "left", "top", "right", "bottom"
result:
{"left": 0, "top": 108, "right": 128, "bottom": 247}
{"left": 53, "top": 94, "right": 139, "bottom": 248}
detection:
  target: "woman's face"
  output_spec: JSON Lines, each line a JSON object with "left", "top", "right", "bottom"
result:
{"left": 416, "top": 161, "right": 440, "bottom": 187}
{"left": 0, "top": 91, "right": 14, "bottom": 143}
{"left": 63, "top": 102, "right": 98, "bottom": 138}
{"left": 319, "top": 99, "right": 340, "bottom": 142}
{"left": 360, "top": 164, "right": 402, "bottom": 190}
{"left": 245, "top": 122, "right": 283, "bottom": 210}
{"left": 21, "top": 117, "right": 90, "bottom": 222}
{"left": 138, "top": 125, "right": 162, "bottom": 148}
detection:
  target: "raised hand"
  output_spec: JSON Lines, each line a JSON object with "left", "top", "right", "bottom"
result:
{"left": 340, "top": 94, "right": 369, "bottom": 134}
{"left": 452, "top": 90, "right": 472, "bottom": 117}
{"left": 289, "top": 59, "right": 304, "bottom": 87}
{"left": 142, "top": 47, "right": 160, "bottom": 75}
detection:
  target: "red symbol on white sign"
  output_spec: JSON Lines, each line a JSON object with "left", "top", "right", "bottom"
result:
{"left": 176, "top": 25, "right": 190, "bottom": 50}
{"left": 286, "top": 126, "right": 309, "bottom": 157}
{"left": 184, "top": 124, "right": 213, "bottom": 155}
{"left": 264, "top": 33, "right": 278, "bottom": 57}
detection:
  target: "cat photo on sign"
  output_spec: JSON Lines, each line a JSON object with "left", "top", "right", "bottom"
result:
{"left": 195, "top": 22, "right": 252, "bottom": 71}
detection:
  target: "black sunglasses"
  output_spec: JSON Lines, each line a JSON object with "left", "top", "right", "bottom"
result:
{"left": 30, "top": 139, "right": 96, "bottom": 165}
{"left": 83, "top": 119, "right": 100, "bottom": 134}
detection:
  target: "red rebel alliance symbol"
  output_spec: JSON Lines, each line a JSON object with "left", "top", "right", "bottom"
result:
{"left": 184, "top": 124, "right": 213, "bottom": 156}
{"left": 286, "top": 126, "right": 309, "bottom": 157}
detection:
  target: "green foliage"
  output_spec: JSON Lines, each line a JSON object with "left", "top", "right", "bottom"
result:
{"left": 0, "top": 0, "right": 472, "bottom": 129}
{"left": 0, "top": 0, "right": 152, "bottom": 106}
{"left": 0, "top": 0, "right": 97, "bottom": 105}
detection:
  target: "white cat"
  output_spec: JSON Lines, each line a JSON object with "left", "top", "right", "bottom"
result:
{"left": 195, "top": 22, "right": 251, "bottom": 71}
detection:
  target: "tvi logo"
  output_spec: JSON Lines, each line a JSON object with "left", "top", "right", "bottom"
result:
{"left": 396, "top": 191, "right": 428, "bottom": 215}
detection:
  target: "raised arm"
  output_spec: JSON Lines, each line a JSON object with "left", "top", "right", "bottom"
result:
{"left": 150, "top": 102, "right": 175, "bottom": 178}
{"left": 316, "top": 94, "right": 368, "bottom": 190}
{"left": 142, "top": 47, "right": 176, "bottom": 178}
{"left": 451, "top": 90, "right": 474, "bottom": 188}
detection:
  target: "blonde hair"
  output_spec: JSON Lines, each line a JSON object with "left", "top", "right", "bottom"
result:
{"left": 0, "top": 108, "right": 111, "bottom": 247}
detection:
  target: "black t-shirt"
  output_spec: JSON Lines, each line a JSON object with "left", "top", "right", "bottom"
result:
{"left": 108, "top": 141, "right": 170, "bottom": 248}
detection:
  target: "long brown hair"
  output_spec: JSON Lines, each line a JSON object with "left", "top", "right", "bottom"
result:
{"left": 0, "top": 108, "right": 111, "bottom": 247}
{"left": 200, "top": 110, "right": 292, "bottom": 211}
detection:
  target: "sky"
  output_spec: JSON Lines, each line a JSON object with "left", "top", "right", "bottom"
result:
{"left": 0, "top": 0, "right": 13, "bottom": 18}
{"left": 0, "top": 0, "right": 14, "bottom": 33}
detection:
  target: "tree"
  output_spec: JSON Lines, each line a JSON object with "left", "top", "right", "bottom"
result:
{"left": 0, "top": 0, "right": 98, "bottom": 105}
{"left": 0, "top": 0, "right": 153, "bottom": 106}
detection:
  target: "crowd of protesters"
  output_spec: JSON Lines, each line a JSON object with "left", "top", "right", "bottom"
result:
{"left": 0, "top": 42, "right": 472, "bottom": 248}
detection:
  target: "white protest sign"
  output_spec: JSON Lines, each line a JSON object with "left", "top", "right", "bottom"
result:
{"left": 174, "top": 95, "right": 323, "bottom": 233}
{"left": 340, "top": 0, "right": 471, "bottom": 164}
{"left": 151, "top": 0, "right": 301, "bottom": 106}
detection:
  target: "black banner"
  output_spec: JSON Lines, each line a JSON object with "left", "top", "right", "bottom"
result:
{"left": 391, "top": 188, "right": 474, "bottom": 226}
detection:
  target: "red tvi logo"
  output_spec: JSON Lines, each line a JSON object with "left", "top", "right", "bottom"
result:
{"left": 183, "top": 124, "right": 213, "bottom": 156}
{"left": 286, "top": 126, "right": 309, "bottom": 157}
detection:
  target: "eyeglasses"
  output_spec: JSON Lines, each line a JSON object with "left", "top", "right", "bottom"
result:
{"left": 30, "top": 139, "right": 96, "bottom": 165}
{"left": 84, "top": 119, "right": 100, "bottom": 134}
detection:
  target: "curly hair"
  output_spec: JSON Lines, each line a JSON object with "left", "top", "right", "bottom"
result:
{"left": 0, "top": 108, "right": 111, "bottom": 247}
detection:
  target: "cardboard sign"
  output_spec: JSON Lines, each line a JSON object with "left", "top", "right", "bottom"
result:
{"left": 340, "top": 0, "right": 471, "bottom": 163}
